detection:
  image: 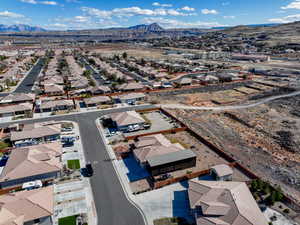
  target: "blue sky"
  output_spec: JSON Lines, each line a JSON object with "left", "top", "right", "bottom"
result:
{"left": 0, "top": 0, "right": 300, "bottom": 30}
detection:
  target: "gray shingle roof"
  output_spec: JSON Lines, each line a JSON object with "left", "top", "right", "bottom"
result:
{"left": 147, "top": 149, "right": 196, "bottom": 167}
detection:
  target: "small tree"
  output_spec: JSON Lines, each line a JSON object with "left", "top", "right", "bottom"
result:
{"left": 122, "top": 52, "right": 128, "bottom": 59}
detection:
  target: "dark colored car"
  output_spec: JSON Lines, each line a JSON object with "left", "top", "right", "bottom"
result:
{"left": 62, "top": 141, "right": 74, "bottom": 148}
{"left": 86, "top": 163, "right": 93, "bottom": 175}
{"left": 80, "top": 163, "right": 93, "bottom": 177}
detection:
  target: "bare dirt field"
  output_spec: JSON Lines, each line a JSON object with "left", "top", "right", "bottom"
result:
{"left": 166, "top": 95, "right": 300, "bottom": 203}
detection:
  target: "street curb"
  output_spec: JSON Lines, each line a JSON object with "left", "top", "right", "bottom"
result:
{"left": 95, "top": 119, "right": 149, "bottom": 225}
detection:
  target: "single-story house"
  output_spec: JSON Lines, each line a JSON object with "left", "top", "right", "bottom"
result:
{"left": 87, "top": 85, "right": 111, "bottom": 95}
{"left": 0, "top": 186, "right": 54, "bottom": 225}
{"left": 175, "top": 77, "right": 192, "bottom": 86}
{"left": 117, "top": 82, "right": 146, "bottom": 91}
{"left": 114, "top": 93, "right": 146, "bottom": 104}
{"left": 10, "top": 124, "right": 61, "bottom": 147}
{"left": 38, "top": 99, "right": 75, "bottom": 113}
{"left": 188, "top": 180, "right": 268, "bottom": 225}
{"left": 83, "top": 96, "right": 112, "bottom": 107}
{"left": 0, "top": 103, "right": 32, "bottom": 118}
{"left": 0, "top": 142, "right": 62, "bottom": 188}
{"left": 71, "top": 78, "right": 89, "bottom": 89}
{"left": 210, "top": 164, "right": 233, "bottom": 181}
{"left": 133, "top": 134, "right": 196, "bottom": 176}
{"left": 0, "top": 93, "right": 35, "bottom": 105}
{"left": 44, "top": 84, "right": 65, "bottom": 96}
{"left": 110, "top": 110, "right": 145, "bottom": 132}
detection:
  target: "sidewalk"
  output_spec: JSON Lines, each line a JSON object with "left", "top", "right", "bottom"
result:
{"left": 53, "top": 121, "right": 97, "bottom": 225}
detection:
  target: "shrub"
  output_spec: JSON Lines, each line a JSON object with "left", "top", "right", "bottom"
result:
{"left": 283, "top": 208, "right": 290, "bottom": 214}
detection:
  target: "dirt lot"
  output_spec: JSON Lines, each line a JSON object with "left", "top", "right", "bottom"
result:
{"left": 163, "top": 131, "right": 250, "bottom": 181}
{"left": 166, "top": 95, "right": 300, "bottom": 203}
{"left": 148, "top": 81, "right": 278, "bottom": 106}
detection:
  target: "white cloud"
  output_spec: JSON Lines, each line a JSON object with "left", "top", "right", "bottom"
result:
{"left": 181, "top": 6, "right": 195, "bottom": 12}
{"left": 0, "top": 11, "right": 25, "bottom": 18}
{"left": 20, "top": 0, "right": 58, "bottom": 5}
{"left": 201, "top": 9, "right": 218, "bottom": 15}
{"left": 81, "top": 6, "right": 195, "bottom": 18}
{"left": 269, "top": 14, "right": 300, "bottom": 23}
{"left": 281, "top": 0, "right": 300, "bottom": 10}
{"left": 47, "top": 23, "right": 68, "bottom": 28}
{"left": 73, "top": 16, "right": 89, "bottom": 22}
{"left": 142, "top": 17, "right": 224, "bottom": 28}
{"left": 40, "top": 1, "right": 58, "bottom": 5}
{"left": 223, "top": 15, "right": 235, "bottom": 19}
{"left": 20, "top": 0, "right": 37, "bottom": 4}
{"left": 152, "top": 2, "right": 172, "bottom": 7}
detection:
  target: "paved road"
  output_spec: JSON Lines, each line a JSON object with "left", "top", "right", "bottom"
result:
{"left": 0, "top": 58, "right": 45, "bottom": 97}
{"left": 0, "top": 105, "right": 153, "bottom": 225}
{"left": 160, "top": 90, "right": 300, "bottom": 111}
{"left": 14, "top": 58, "right": 45, "bottom": 93}
{"left": 81, "top": 58, "right": 106, "bottom": 85}
{"left": 118, "top": 66, "right": 152, "bottom": 86}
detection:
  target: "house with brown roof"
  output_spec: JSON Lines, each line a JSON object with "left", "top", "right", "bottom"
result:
{"left": 83, "top": 96, "right": 112, "bottom": 108}
{"left": 71, "top": 77, "right": 89, "bottom": 89}
{"left": 38, "top": 99, "right": 75, "bottom": 113}
{"left": 0, "top": 186, "right": 54, "bottom": 225}
{"left": 110, "top": 110, "right": 145, "bottom": 132}
{"left": 87, "top": 85, "right": 111, "bottom": 95}
{"left": 0, "top": 142, "right": 62, "bottom": 188}
{"left": 10, "top": 124, "right": 61, "bottom": 147}
{"left": 133, "top": 134, "right": 196, "bottom": 176}
{"left": 0, "top": 93, "right": 35, "bottom": 105}
{"left": 117, "top": 82, "right": 146, "bottom": 92}
{"left": 114, "top": 93, "right": 146, "bottom": 104}
{"left": 188, "top": 180, "right": 268, "bottom": 225}
{"left": 44, "top": 84, "right": 64, "bottom": 96}
{"left": 0, "top": 103, "right": 32, "bottom": 118}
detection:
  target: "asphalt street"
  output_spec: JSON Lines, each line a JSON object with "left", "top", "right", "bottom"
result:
{"left": 0, "top": 57, "right": 45, "bottom": 97}
{"left": 0, "top": 105, "right": 153, "bottom": 225}
{"left": 81, "top": 58, "right": 106, "bottom": 85}
{"left": 14, "top": 57, "right": 45, "bottom": 93}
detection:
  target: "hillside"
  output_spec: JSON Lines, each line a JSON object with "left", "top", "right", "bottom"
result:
{"left": 222, "top": 21, "right": 300, "bottom": 45}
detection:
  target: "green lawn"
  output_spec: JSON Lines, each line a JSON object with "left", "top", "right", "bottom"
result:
{"left": 0, "top": 141, "right": 10, "bottom": 150}
{"left": 67, "top": 159, "right": 80, "bottom": 170}
{"left": 58, "top": 215, "right": 77, "bottom": 225}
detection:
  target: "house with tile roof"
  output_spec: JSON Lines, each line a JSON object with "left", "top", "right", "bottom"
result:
{"left": 0, "top": 186, "right": 54, "bottom": 225}
{"left": 188, "top": 180, "right": 268, "bottom": 225}
{"left": 0, "top": 143, "right": 62, "bottom": 188}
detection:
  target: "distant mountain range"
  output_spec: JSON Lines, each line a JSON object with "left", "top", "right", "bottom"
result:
{"left": 214, "top": 23, "right": 278, "bottom": 30}
{"left": 0, "top": 22, "right": 280, "bottom": 33}
{"left": 0, "top": 24, "right": 46, "bottom": 32}
{"left": 1, "top": 21, "right": 299, "bottom": 44}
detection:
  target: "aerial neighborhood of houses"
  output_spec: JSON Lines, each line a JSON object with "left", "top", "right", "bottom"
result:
{"left": 0, "top": 28, "right": 300, "bottom": 225}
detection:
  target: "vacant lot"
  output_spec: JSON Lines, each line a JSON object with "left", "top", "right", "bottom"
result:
{"left": 166, "top": 95, "right": 300, "bottom": 202}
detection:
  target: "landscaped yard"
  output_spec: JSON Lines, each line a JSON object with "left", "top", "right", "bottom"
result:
{"left": 58, "top": 215, "right": 77, "bottom": 225}
{"left": 67, "top": 159, "right": 80, "bottom": 170}
{"left": 0, "top": 141, "right": 11, "bottom": 150}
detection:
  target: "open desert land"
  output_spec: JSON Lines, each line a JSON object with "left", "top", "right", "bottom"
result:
{"left": 166, "top": 94, "right": 300, "bottom": 203}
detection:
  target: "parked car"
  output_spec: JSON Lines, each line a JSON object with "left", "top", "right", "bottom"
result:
{"left": 62, "top": 141, "right": 74, "bottom": 148}
{"left": 80, "top": 163, "right": 93, "bottom": 177}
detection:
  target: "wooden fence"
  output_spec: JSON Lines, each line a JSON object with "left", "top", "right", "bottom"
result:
{"left": 125, "top": 127, "right": 187, "bottom": 140}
